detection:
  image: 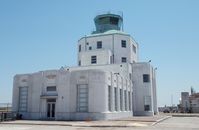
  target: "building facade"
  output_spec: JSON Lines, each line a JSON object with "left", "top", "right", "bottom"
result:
{"left": 180, "top": 92, "right": 199, "bottom": 113}
{"left": 12, "top": 13, "right": 158, "bottom": 120}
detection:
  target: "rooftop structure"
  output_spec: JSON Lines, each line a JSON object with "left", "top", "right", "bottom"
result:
{"left": 92, "top": 13, "right": 123, "bottom": 34}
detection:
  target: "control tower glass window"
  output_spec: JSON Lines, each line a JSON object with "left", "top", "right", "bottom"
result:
{"left": 97, "top": 41, "right": 102, "bottom": 49}
{"left": 98, "top": 17, "right": 119, "bottom": 25}
{"left": 110, "top": 17, "right": 119, "bottom": 25}
{"left": 99, "top": 17, "right": 109, "bottom": 24}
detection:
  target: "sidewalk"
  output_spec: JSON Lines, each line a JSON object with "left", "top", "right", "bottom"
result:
{"left": 0, "top": 115, "right": 171, "bottom": 127}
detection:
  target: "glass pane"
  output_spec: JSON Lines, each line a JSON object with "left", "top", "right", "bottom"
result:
{"left": 52, "top": 104, "right": 55, "bottom": 117}
{"left": 47, "top": 86, "right": 56, "bottom": 91}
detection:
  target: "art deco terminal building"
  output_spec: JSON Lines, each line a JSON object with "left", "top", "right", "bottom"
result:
{"left": 12, "top": 13, "right": 158, "bottom": 120}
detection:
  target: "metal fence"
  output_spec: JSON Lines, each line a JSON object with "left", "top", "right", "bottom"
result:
{"left": 0, "top": 112, "right": 16, "bottom": 121}
{"left": 0, "top": 103, "right": 16, "bottom": 121}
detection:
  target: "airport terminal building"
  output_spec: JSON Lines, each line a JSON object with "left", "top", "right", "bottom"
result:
{"left": 12, "top": 13, "right": 158, "bottom": 120}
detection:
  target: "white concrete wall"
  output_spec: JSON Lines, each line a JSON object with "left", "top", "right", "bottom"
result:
{"left": 13, "top": 67, "right": 133, "bottom": 120}
{"left": 68, "top": 63, "right": 132, "bottom": 80}
{"left": 132, "top": 63, "right": 157, "bottom": 116}
{"left": 79, "top": 50, "right": 112, "bottom": 66}
{"left": 78, "top": 33, "right": 138, "bottom": 65}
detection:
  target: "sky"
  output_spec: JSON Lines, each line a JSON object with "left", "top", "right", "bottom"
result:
{"left": 0, "top": 0, "right": 199, "bottom": 107}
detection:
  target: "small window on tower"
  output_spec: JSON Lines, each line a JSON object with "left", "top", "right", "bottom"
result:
{"left": 143, "top": 74, "right": 150, "bottom": 83}
{"left": 121, "top": 40, "right": 126, "bottom": 48}
{"left": 47, "top": 86, "right": 56, "bottom": 92}
{"left": 89, "top": 46, "right": 92, "bottom": 50}
{"left": 121, "top": 57, "right": 127, "bottom": 63}
{"left": 91, "top": 56, "right": 97, "bottom": 64}
{"left": 97, "top": 41, "right": 102, "bottom": 49}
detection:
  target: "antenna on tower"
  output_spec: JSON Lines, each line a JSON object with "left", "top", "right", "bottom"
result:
{"left": 121, "top": 11, "right": 124, "bottom": 31}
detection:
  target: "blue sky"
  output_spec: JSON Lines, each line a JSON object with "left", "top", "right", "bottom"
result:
{"left": 0, "top": 0, "right": 199, "bottom": 107}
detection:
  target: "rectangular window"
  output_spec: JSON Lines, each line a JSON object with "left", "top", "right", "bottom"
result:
{"left": 121, "top": 57, "right": 127, "bottom": 63}
{"left": 144, "top": 96, "right": 151, "bottom": 111}
{"left": 121, "top": 40, "right": 126, "bottom": 48}
{"left": 79, "top": 45, "right": 81, "bottom": 52}
{"left": 114, "top": 87, "right": 118, "bottom": 111}
{"left": 47, "top": 86, "right": 56, "bottom": 91}
{"left": 128, "top": 91, "right": 131, "bottom": 111}
{"left": 143, "top": 74, "right": 150, "bottom": 82}
{"left": 120, "top": 89, "right": 123, "bottom": 111}
{"left": 124, "top": 90, "right": 127, "bottom": 111}
{"left": 89, "top": 46, "right": 92, "bottom": 50}
{"left": 91, "top": 55, "right": 97, "bottom": 64}
{"left": 97, "top": 41, "right": 102, "bottom": 49}
{"left": 144, "top": 105, "right": 150, "bottom": 111}
{"left": 108, "top": 86, "right": 111, "bottom": 111}
{"left": 133, "top": 45, "right": 136, "bottom": 53}
{"left": 19, "top": 87, "right": 28, "bottom": 112}
{"left": 77, "top": 84, "right": 88, "bottom": 112}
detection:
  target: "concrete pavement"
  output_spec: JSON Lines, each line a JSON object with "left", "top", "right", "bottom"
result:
{"left": 1, "top": 117, "right": 199, "bottom": 130}
{"left": 0, "top": 115, "right": 171, "bottom": 127}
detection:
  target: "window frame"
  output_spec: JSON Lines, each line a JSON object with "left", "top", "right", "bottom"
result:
{"left": 97, "top": 41, "right": 102, "bottom": 49}
{"left": 19, "top": 86, "right": 28, "bottom": 112}
{"left": 46, "top": 86, "right": 57, "bottom": 92}
{"left": 121, "top": 40, "right": 126, "bottom": 48}
{"left": 76, "top": 84, "right": 89, "bottom": 112}
{"left": 143, "top": 74, "right": 150, "bottom": 83}
{"left": 121, "top": 57, "right": 127, "bottom": 63}
{"left": 91, "top": 55, "right": 97, "bottom": 64}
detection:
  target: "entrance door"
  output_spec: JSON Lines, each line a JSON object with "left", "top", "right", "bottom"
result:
{"left": 47, "top": 99, "right": 56, "bottom": 119}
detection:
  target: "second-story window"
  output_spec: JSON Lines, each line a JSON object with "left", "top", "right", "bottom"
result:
{"left": 121, "top": 57, "right": 127, "bottom": 63}
{"left": 97, "top": 41, "right": 102, "bottom": 49}
{"left": 91, "top": 55, "right": 97, "bottom": 64}
{"left": 121, "top": 40, "right": 126, "bottom": 48}
{"left": 89, "top": 46, "right": 92, "bottom": 50}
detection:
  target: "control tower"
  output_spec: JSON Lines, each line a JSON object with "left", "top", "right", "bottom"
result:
{"left": 92, "top": 13, "right": 123, "bottom": 34}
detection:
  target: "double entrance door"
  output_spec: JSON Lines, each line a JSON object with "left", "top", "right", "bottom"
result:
{"left": 47, "top": 99, "right": 56, "bottom": 119}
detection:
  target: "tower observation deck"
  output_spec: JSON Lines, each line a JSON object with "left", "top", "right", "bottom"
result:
{"left": 92, "top": 13, "right": 123, "bottom": 34}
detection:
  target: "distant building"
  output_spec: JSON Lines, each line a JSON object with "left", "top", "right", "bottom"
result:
{"left": 180, "top": 91, "right": 199, "bottom": 113}
{"left": 181, "top": 92, "right": 190, "bottom": 112}
{"left": 12, "top": 13, "right": 158, "bottom": 120}
{"left": 189, "top": 93, "right": 199, "bottom": 113}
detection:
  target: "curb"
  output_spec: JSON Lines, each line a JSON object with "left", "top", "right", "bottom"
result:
{"left": 0, "top": 122, "right": 149, "bottom": 128}
{"left": 172, "top": 114, "right": 199, "bottom": 117}
{"left": 0, "top": 122, "right": 140, "bottom": 128}
{"left": 1, "top": 117, "right": 173, "bottom": 128}
{"left": 0, "top": 122, "right": 72, "bottom": 127}
{"left": 151, "top": 116, "right": 171, "bottom": 126}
